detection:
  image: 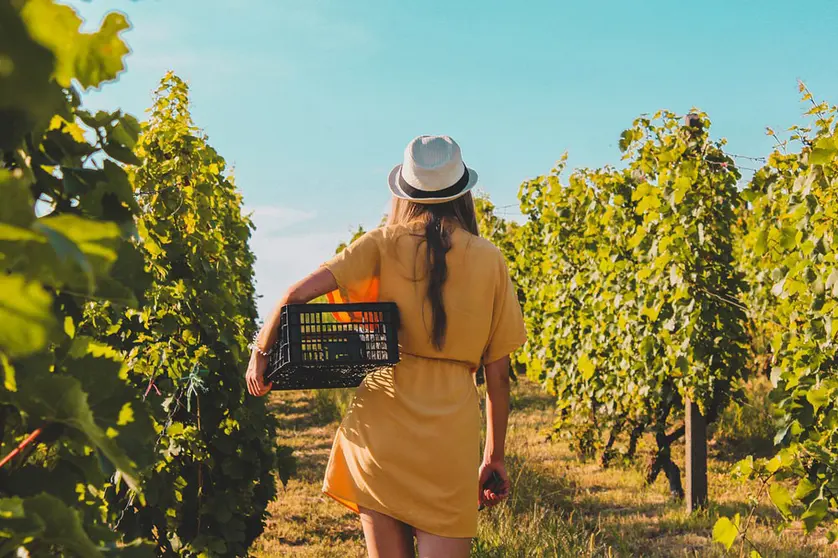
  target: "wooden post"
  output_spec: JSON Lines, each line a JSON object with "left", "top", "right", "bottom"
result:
{"left": 685, "top": 398, "right": 708, "bottom": 512}
{"left": 684, "top": 113, "right": 708, "bottom": 513}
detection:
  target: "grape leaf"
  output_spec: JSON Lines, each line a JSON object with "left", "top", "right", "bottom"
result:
{"left": 712, "top": 515, "right": 739, "bottom": 550}
{"left": 0, "top": 274, "right": 56, "bottom": 357}
{"left": 769, "top": 484, "right": 793, "bottom": 518}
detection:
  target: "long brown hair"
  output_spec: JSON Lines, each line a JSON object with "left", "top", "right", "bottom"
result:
{"left": 387, "top": 192, "right": 479, "bottom": 350}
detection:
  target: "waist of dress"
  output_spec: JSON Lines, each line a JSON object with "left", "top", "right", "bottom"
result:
{"left": 398, "top": 350, "right": 476, "bottom": 371}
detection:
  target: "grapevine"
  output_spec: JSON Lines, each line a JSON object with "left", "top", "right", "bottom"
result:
{"left": 1, "top": 2, "right": 156, "bottom": 555}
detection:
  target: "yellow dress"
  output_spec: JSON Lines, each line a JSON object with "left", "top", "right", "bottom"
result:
{"left": 321, "top": 222, "right": 527, "bottom": 538}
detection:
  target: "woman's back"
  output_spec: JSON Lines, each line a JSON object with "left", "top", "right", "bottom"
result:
{"left": 326, "top": 222, "right": 524, "bottom": 368}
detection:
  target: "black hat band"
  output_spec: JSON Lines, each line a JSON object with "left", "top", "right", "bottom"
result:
{"left": 398, "top": 165, "right": 470, "bottom": 199}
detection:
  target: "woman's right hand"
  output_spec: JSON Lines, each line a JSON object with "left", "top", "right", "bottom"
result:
{"left": 246, "top": 350, "right": 272, "bottom": 397}
{"left": 478, "top": 458, "right": 510, "bottom": 508}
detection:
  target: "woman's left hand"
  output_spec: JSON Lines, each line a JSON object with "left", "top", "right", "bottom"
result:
{"left": 246, "top": 350, "right": 272, "bottom": 396}
{"left": 478, "top": 459, "right": 510, "bottom": 508}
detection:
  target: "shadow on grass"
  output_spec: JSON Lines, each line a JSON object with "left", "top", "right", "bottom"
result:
{"left": 509, "top": 383, "right": 557, "bottom": 413}
{"left": 709, "top": 439, "right": 777, "bottom": 464}
{"left": 267, "top": 390, "right": 344, "bottom": 430}
{"left": 264, "top": 505, "right": 362, "bottom": 548}
{"left": 709, "top": 376, "right": 777, "bottom": 464}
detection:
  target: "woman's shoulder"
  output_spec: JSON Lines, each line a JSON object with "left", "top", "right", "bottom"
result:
{"left": 370, "top": 224, "right": 505, "bottom": 262}
{"left": 450, "top": 229, "right": 508, "bottom": 267}
{"left": 461, "top": 231, "right": 501, "bottom": 253}
{"left": 370, "top": 224, "right": 409, "bottom": 242}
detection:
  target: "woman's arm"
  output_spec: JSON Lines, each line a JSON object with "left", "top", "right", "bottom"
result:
{"left": 246, "top": 267, "right": 338, "bottom": 396}
{"left": 479, "top": 355, "right": 511, "bottom": 507}
{"left": 254, "top": 267, "right": 339, "bottom": 351}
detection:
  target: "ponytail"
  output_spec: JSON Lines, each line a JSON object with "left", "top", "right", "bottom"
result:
{"left": 425, "top": 214, "right": 452, "bottom": 350}
{"left": 389, "top": 192, "right": 478, "bottom": 350}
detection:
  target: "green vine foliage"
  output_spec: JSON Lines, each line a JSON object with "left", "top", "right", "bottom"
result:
{"left": 499, "top": 114, "right": 748, "bottom": 494}
{"left": 1, "top": 1, "right": 156, "bottom": 556}
{"left": 473, "top": 192, "right": 526, "bottom": 382}
{"left": 334, "top": 225, "right": 367, "bottom": 254}
{"left": 720, "top": 86, "right": 838, "bottom": 545}
{"left": 84, "top": 74, "right": 282, "bottom": 557}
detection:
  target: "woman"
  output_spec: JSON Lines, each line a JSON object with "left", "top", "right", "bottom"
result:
{"left": 246, "top": 135, "right": 527, "bottom": 557}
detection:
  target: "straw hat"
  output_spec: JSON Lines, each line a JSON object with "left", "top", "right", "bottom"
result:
{"left": 388, "top": 135, "right": 479, "bottom": 204}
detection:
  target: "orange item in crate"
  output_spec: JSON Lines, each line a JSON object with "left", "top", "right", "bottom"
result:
{"left": 325, "top": 276, "right": 380, "bottom": 322}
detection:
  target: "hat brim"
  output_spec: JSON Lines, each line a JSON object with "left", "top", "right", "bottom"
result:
{"left": 387, "top": 164, "right": 479, "bottom": 205}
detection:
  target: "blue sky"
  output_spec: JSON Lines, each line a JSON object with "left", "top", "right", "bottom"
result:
{"left": 70, "top": 0, "right": 837, "bottom": 317}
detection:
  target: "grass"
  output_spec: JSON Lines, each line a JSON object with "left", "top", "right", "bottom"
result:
{"left": 311, "top": 388, "right": 356, "bottom": 423}
{"left": 249, "top": 390, "right": 365, "bottom": 557}
{"left": 710, "top": 376, "right": 777, "bottom": 461}
{"left": 251, "top": 379, "right": 838, "bottom": 557}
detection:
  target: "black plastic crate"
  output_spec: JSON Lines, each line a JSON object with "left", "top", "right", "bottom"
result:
{"left": 266, "top": 302, "right": 400, "bottom": 390}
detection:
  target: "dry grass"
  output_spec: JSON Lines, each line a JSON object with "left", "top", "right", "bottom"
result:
{"left": 249, "top": 390, "right": 366, "bottom": 557}
{"left": 250, "top": 379, "right": 838, "bottom": 557}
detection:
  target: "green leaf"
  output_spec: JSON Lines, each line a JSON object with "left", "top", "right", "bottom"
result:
{"left": 19, "top": 0, "right": 82, "bottom": 88}
{"left": 733, "top": 456, "right": 754, "bottom": 478}
{"left": 0, "top": 170, "right": 36, "bottom": 227}
{"left": 1, "top": 353, "right": 16, "bottom": 392}
{"left": 32, "top": 220, "right": 95, "bottom": 292}
{"left": 74, "top": 12, "right": 130, "bottom": 88}
{"left": 0, "top": 3, "right": 61, "bottom": 149}
{"left": 61, "top": 337, "right": 156, "bottom": 470}
{"left": 801, "top": 498, "right": 828, "bottom": 532}
{"left": 578, "top": 354, "right": 595, "bottom": 381}
{"left": 38, "top": 215, "right": 120, "bottom": 261}
{"left": 635, "top": 193, "right": 661, "bottom": 214}
{"left": 101, "top": 159, "right": 141, "bottom": 214}
{"left": 0, "top": 274, "right": 56, "bottom": 357}
{"left": 13, "top": 371, "right": 141, "bottom": 491}
{"left": 103, "top": 140, "right": 141, "bottom": 165}
{"left": 109, "top": 113, "right": 141, "bottom": 149}
{"left": 806, "top": 386, "right": 831, "bottom": 413}
{"left": 765, "top": 454, "right": 784, "bottom": 473}
{"left": 809, "top": 139, "right": 837, "bottom": 165}
{"left": 0, "top": 500, "right": 44, "bottom": 556}
{"left": 64, "top": 315, "right": 75, "bottom": 338}
{"left": 0, "top": 497, "right": 24, "bottom": 519}
{"left": 712, "top": 515, "right": 739, "bottom": 550}
{"left": 618, "top": 129, "right": 635, "bottom": 152}
{"left": 754, "top": 228, "right": 768, "bottom": 256}
{"left": 779, "top": 227, "right": 798, "bottom": 250}
{"left": 34, "top": 214, "right": 121, "bottom": 292}
{"left": 22, "top": 493, "right": 103, "bottom": 557}
{"left": 795, "top": 477, "right": 818, "bottom": 502}
{"left": 673, "top": 175, "right": 691, "bottom": 204}
{"left": 637, "top": 267, "right": 653, "bottom": 281}
{"left": 627, "top": 229, "right": 646, "bottom": 249}
{"left": 768, "top": 484, "right": 793, "bottom": 518}
{"left": 21, "top": 1, "right": 130, "bottom": 89}
{"left": 167, "top": 422, "right": 185, "bottom": 437}
{"left": 77, "top": 109, "right": 114, "bottom": 129}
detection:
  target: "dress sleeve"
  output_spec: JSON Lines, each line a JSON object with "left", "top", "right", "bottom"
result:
{"left": 483, "top": 252, "right": 527, "bottom": 365}
{"left": 323, "top": 230, "right": 381, "bottom": 303}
